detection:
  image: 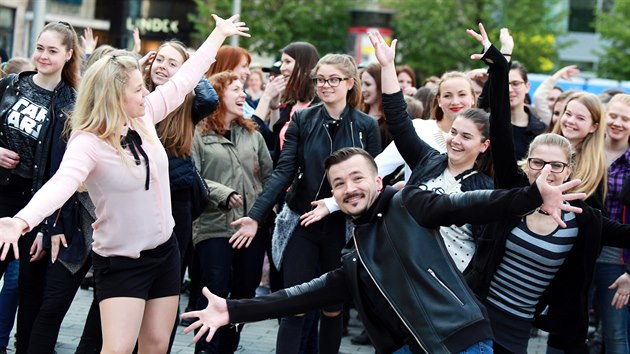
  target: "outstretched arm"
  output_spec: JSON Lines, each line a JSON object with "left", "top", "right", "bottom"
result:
{"left": 368, "top": 32, "right": 438, "bottom": 170}
{"left": 182, "top": 268, "right": 351, "bottom": 343}
{"left": 468, "top": 25, "right": 521, "bottom": 188}
{"left": 405, "top": 165, "right": 585, "bottom": 228}
{"left": 147, "top": 14, "right": 250, "bottom": 124}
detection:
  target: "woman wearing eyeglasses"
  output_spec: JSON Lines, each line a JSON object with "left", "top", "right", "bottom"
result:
{"left": 465, "top": 89, "right": 630, "bottom": 352}
{"left": 231, "top": 53, "right": 380, "bottom": 354}
{"left": 508, "top": 61, "right": 546, "bottom": 160}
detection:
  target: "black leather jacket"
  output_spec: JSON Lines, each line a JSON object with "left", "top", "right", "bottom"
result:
{"left": 248, "top": 103, "right": 381, "bottom": 222}
{"left": 0, "top": 71, "right": 76, "bottom": 192}
{"left": 228, "top": 185, "right": 547, "bottom": 353}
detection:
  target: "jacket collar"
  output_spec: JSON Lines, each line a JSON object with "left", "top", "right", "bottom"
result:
{"left": 353, "top": 186, "right": 398, "bottom": 226}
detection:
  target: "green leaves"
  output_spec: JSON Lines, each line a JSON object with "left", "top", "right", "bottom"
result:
{"left": 596, "top": 0, "right": 630, "bottom": 80}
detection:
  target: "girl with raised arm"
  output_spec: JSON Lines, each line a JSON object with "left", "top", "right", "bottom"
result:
{"left": 0, "top": 14, "right": 248, "bottom": 354}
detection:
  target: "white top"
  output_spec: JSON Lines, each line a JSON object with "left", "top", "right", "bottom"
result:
{"left": 375, "top": 118, "right": 448, "bottom": 183}
{"left": 15, "top": 41, "right": 218, "bottom": 258}
{"left": 420, "top": 169, "right": 475, "bottom": 272}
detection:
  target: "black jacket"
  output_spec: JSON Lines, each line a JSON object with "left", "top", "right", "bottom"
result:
{"left": 248, "top": 103, "right": 381, "bottom": 222}
{"left": 0, "top": 71, "right": 76, "bottom": 192}
{"left": 228, "top": 184, "right": 549, "bottom": 353}
{"left": 466, "top": 49, "right": 630, "bottom": 352}
{"left": 383, "top": 91, "right": 493, "bottom": 191}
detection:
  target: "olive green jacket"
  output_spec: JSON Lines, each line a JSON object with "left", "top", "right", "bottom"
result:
{"left": 192, "top": 123, "right": 272, "bottom": 245}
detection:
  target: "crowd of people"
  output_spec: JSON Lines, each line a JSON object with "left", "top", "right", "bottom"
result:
{"left": 0, "top": 13, "right": 629, "bottom": 354}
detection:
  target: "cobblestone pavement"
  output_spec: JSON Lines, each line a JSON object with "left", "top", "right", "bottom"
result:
{"left": 1, "top": 282, "right": 549, "bottom": 353}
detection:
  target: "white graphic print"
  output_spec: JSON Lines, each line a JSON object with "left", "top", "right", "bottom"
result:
{"left": 6, "top": 97, "right": 48, "bottom": 139}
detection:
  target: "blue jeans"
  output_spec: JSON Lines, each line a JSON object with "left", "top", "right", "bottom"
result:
{"left": 394, "top": 339, "right": 493, "bottom": 354}
{"left": 0, "top": 260, "right": 19, "bottom": 348}
{"left": 594, "top": 263, "right": 629, "bottom": 354}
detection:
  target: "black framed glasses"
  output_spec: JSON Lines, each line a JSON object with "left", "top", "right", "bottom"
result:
{"left": 527, "top": 158, "right": 569, "bottom": 173}
{"left": 312, "top": 77, "right": 350, "bottom": 87}
{"left": 509, "top": 80, "right": 525, "bottom": 89}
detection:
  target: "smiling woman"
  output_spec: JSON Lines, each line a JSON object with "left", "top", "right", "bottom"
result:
{"left": 0, "top": 21, "right": 80, "bottom": 354}
{"left": 0, "top": 14, "right": 249, "bottom": 354}
{"left": 191, "top": 71, "right": 272, "bottom": 352}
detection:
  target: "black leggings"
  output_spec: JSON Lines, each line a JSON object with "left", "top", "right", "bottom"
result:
{"left": 27, "top": 258, "right": 92, "bottom": 354}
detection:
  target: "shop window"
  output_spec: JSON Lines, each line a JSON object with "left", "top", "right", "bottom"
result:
{"left": 568, "top": 0, "right": 598, "bottom": 32}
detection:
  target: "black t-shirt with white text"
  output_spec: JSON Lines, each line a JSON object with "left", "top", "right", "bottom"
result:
{"left": 3, "top": 75, "right": 53, "bottom": 179}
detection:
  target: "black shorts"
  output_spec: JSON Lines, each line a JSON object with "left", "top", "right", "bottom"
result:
{"left": 92, "top": 236, "right": 180, "bottom": 302}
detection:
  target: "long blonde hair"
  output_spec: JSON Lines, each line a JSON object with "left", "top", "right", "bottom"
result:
{"left": 71, "top": 54, "right": 155, "bottom": 162}
{"left": 551, "top": 92, "right": 607, "bottom": 201}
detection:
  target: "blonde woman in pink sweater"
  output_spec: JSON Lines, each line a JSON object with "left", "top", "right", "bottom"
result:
{"left": 0, "top": 14, "right": 248, "bottom": 354}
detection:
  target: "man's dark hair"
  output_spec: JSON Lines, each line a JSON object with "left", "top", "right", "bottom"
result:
{"left": 324, "top": 147, "right": 377, "bottom": 174}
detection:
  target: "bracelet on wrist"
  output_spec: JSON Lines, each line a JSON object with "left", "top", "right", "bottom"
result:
{"left": 270, "top": 104, "right": 281, "bottom": 110}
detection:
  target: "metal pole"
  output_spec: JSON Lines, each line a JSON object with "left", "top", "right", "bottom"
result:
{"left": 230, "top": 0, "right": 241, "bottom": 47}
{"left": 30, "top": 0, "right": 47, "bottom": 55}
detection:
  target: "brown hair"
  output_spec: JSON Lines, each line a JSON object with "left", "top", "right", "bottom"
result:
{"left": 205, "top": 46, "right": 251, "bottom": 78}
{"left": 198, "top": 71, "right": 257, "bottom": 136}
{"left": 39, "top": 21, "right": 82, "bottom": 89}
{"left": 361, "top": 63, "right": 383, "bottom": 115}
{"left": 282, "top": 42, "right": 319, "bottom": 104}
{"left": 396, "top": 65, "right": 416, "bottom": 88}
{"left": 324, "top": 147, "right": 377, "bottom": 175}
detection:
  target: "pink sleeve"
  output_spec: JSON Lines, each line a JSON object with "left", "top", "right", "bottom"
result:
{"left": 14, "top": 133, "right": 97, "bottom": 231}
{"left": 145, "top": 41, "right": 218, "bottom": 125}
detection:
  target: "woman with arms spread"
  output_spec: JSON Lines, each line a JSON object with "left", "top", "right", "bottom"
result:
{"left": 0, "top": 14, "right": 248, "bottom": 354}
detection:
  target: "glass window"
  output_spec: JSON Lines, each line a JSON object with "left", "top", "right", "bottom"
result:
{"left": 569, "top": 0, "right": 596, "bottom": 32}
{"left": 0, "top": 7, "right": 15, "bottom": 59}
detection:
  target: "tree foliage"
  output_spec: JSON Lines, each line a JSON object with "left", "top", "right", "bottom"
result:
{"left": 596, "top": 0, "right": 630, "bottom": 80}
{"left": 384, "top": 0, "right": 565, "bottom": 79}
{"left": 188, "top": 0, "right": 352, "bottom": 57}
{"left": 189, "top": 0, "right": 566, "bottom": 77}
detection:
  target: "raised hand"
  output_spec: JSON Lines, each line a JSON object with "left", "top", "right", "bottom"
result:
{"left": 132, "top": 28, "right": 142, "bottom": 54}
{"left": 80, "top": 28, "right": 98, "bottom": 55}
{"left": 181, "top": 287, "right": 230, "bottom": 343}
{"left": 552, "top": 65, "right": 580, "bottom": 81}
{"left": 367, "top": 31, "right": 397, "bottom": 67}
{"left": 211, "top": 14, "right": 250, "bottom": 39}
{"left": 229, "top": 217, "right": 258, "bottom": 249}
{"left": 466, "top": 23, "right": 491, "bottom": 60}
{"left": 499, "top": 28, "right": 514, "bottom": 55}
{"left": 138, "top": 51, "right": 156, "bottom": 74}
{"left": 535, "top": 165, "right": 586, "bottom": 227}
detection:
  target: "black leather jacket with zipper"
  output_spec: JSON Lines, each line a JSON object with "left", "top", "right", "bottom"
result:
{"left": 228, "top": 184, "right": 546, "bottom": 353}
{"left": 248, "top": 103, "right": 380, "bottom": 222}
